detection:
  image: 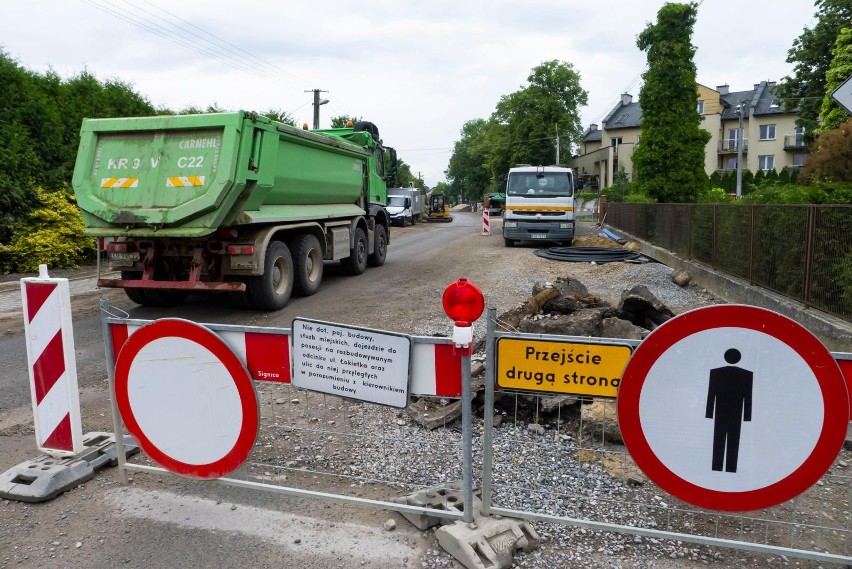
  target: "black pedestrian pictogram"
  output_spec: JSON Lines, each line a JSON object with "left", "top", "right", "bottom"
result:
{"left": 705, "top": 348, "right": 753, "bottom": 473}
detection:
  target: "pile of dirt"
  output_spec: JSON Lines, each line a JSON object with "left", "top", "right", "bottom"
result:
{"left": 572, "top": 235, "right": 619, "bottom": 247}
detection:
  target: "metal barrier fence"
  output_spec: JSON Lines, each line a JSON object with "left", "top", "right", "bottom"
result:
{"left": 97, "top": 300, "right": 852, "bottom": 566}
{"left": 606, "top": 203, "right": 852, "bottom": 322}
{"left": 99, "top": 302, "right": 474, "bottom": 526}
{"left": 481, "top": 308, "right": 852, "bottom": 565}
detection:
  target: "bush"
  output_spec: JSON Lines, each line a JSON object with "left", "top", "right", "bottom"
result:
{"left": 623, "top": 193, "right": 656, "bottom": 203}
{"left": 0, "top": 187, "right": 94, "bottom": 273}
{"left": 698, "top": 187, "right": 728, "bottom": 203}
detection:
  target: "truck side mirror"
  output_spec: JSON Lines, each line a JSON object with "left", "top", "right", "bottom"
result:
{"left": 405, "top": 197, "right": 411, "bottom": 208}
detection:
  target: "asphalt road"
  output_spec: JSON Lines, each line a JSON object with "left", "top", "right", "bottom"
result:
{"left": 0, "top": 210, "right": 523, "bottom": 569}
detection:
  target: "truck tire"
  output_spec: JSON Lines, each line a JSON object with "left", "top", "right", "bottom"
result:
{"left": 341, "top": 227, "right": 368, "bottom": 275}
{"left": 121, "top": 272, "right": 150, "bottom": 305}
{"left": 291, "top": 234, "right": 323, "bottom": 296}
{"left": 247, "top": 241, "right": 294, "bottom": 310}
{"left": 367, "top": 224, "right": 387, "bottom": 267}
{"left": 410, "top": 214, "right": 416, "bottom": 224}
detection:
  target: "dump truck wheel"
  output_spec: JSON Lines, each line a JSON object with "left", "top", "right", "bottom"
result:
{"left": 121, "top": 271, "right": 153, "bottom": 306}
{"left": 341, "top": 227, "right": 368, "bottom": 275}
{"left": 292, "top": 234, "right": 323, "bottom": 296}
{"left": 247, "top": 241, "right": 294, "bottom": 310}
{"left": 368, "top": 224, "right": 387, "bottom": 267}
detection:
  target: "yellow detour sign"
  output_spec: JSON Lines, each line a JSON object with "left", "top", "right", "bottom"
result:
{"left": 496, "top": 337, "right": 633, "bottom": 397}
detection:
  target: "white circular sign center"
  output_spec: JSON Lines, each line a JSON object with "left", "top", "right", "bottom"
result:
{"left": 127, "top": 336, "right": 244, "bottom": 465}
{"left": 639, "top": 327, "right": 823, "bottom": 492}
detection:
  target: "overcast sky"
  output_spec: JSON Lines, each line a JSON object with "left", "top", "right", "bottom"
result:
{"left": 1, "top": 0, "right": 817, "bottom": 187}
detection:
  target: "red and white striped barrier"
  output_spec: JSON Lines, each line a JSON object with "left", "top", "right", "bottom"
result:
{"left": 108, "top": 322, "right": 463, "bottom": 397}
{"left": 411, "top": 342, "right": 463, "bottom": 397}
{"left": 21, "top": 265, "right": 83, "bottom": 457}
{"left": 481, "top": 209, "right": 491, "bottom": 235}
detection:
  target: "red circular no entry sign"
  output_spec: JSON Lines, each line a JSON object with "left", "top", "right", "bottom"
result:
{"left": 114, "top": 318, "right": 259, "bottom": 479}
{"left": 618, "top": 305, "right": 847, "bottom": 511}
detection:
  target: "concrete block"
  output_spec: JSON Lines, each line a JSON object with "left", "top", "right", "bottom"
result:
{"left": 0, "top": 432, "right": 139, "bottom": 503}
{"left": 392, "top": 481, "right": 475, "bottom": 529}
{"left": 435, "top": 516, "right": 540, "bottom": 569}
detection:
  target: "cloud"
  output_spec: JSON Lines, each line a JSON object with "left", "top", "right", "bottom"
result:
{"left": 0, "top": 0, "right": 817, "bottom": 186}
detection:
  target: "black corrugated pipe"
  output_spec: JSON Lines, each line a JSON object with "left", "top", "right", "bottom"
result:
{"left": 533, "top": 246, "right": 648, "bottom": 263}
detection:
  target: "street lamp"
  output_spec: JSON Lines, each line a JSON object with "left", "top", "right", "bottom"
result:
{"left": 735, "top": 102, "right": 745, "bottom": 199}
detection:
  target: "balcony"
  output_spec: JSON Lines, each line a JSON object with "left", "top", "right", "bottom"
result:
{"left": 783, "top": 135, "right": 806, "bottom": 150}
{"left": 718, "top": 139, "right": 748, "bottom": 154}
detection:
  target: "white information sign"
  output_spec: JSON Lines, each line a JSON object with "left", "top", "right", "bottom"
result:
{"left": 291, "top": 318, "right": 411, "bottom": 408}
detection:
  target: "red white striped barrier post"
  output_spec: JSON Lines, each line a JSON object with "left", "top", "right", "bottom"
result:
{"left": 21, "top": 265, "right": 83, "bottom": 457}
{"left": 481, "top": 209, "right": 491, "bottom": 235}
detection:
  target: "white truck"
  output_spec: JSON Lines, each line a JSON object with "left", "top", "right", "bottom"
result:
{"left": 386, "top": 187, "right": 424, "bottom": 226}
{"left": 502, "top": 165, "right": 575, "bottom": 247}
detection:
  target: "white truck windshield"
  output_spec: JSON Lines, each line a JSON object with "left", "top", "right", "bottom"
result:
{"left": 387, "top": 196, "right": 406, "bottom": 207}
{"left": 507, "top": 172, "right": 573, "bottom": 197}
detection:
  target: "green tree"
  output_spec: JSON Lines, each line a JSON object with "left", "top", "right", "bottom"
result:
{"left": 486, "top": 60, "right": 587, "bottom": 176}
{"left": 819, "top": 26, "right": 852, "bottom": 134}
{"left": 633, "top": 2, "right": 710, "bottom": 203}
{"left": 263, "top": 109, "right": 297, "bottom": 126}
{"left": 330, "top": 115, "right": 361, "bottom": 128}
{"left": 778, "top": 0, "right": 852, "bottom": 143}
{"left": 447, "top": 119, "right": 491, "bottom": 202}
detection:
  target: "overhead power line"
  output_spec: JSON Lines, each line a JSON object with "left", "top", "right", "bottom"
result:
{"left": 78, "top": 0, "right": 305, "bottom": 85}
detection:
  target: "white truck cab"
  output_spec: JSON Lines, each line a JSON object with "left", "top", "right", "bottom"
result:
{"left": 501, "top": 165, "right": 575, "bottom": 247}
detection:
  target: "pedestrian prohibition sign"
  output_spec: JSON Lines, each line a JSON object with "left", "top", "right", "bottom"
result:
{"left": 617, "top": 305, "right": 848, "bottom": 512}
{"left": 114, "top": 319, "right": 259, "bottom": 479}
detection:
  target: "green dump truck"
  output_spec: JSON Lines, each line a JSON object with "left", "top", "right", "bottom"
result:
{"left": 72, "top": 111, "right": 396, "bottom": 310}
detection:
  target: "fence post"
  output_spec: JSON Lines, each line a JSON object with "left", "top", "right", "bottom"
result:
{"left": 482, "top": 307, "right": 497, "bottom": 516}
{"left": 687, "top": 204, "right": 693, "bottom": 259}
{"left": 712, "top": 204, "right": 718, "bottom": 269}
{"left": 100, "top": 299, "right": 129, "bottom": 484}
{"left": 803, "top": 205, "right": 817, "bottom": 308}
{"left": 748, "top": 204, "right": 756, "bottom": 284}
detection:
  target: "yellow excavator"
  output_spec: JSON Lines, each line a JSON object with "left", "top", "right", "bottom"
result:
{"left": 425, "top": 193, "right": 453, "bottom": 223}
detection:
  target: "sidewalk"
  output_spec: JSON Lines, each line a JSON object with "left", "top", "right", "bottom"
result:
{"left": 0, "top": 265, "right": 114, "bottom": 315}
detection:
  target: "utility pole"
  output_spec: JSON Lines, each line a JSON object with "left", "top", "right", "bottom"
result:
{"left": 305, "top": 89, "right": 329, "bottom": 129}
{"left": 735, "top": 102, "right": 745, "bottom": 199}
{"left": 555, "top": 123, "right": 560, "bottom": 164}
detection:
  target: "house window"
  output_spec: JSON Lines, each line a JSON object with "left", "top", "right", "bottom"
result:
{"left": 758, "top": 155, "right": 775, "bottom": 171}
{"left": 611, "top": 137, "right": 622, "bottom": 151}
{"left": 770, "top": 99, "right": 780, "bottom": 109}
{"left": 759, "top": 124, "right": 776, "bottom": 140}
{"left": 726, "top": 128, "right": 740, "bottom": 151}
{"left": 697, "top": 100, "right": 705, "bottom": 114}
{"left": 726, "top": 157, "right": 738, "bottom": 170}
{"left": 792, "top": 153, "right": 807, "bottom": 167}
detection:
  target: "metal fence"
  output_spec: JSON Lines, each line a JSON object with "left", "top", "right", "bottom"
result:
{"left": 482, "top": 309, "right": 852, "bottom": 565}
{"left": 605, "top": 203, "right": 852, "bottom": 322}
{"left": 98, "top": 303, "right": 852, "bottom": 566}
{"left": 100, "top": 305, "right": 473, "bottom": 526}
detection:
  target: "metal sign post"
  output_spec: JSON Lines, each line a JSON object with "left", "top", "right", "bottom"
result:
{"left": 442, "top": 279, "right": 485, "bottom": 524}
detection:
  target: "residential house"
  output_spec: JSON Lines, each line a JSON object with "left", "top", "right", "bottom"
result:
{"left": 572, "top": 81, "right": 807, "bottom": 190}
